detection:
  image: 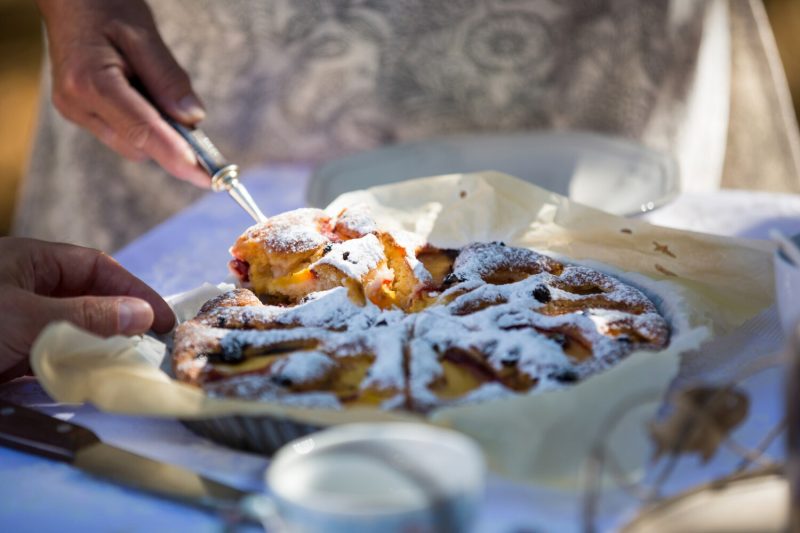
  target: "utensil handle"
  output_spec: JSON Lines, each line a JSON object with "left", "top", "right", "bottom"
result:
{"left": 129, "top": 78, "right": 231, "bottom": 180}
{"left": 164, "top": 118, "right": 232, "bottom": 179}
{"left": 131, "top": 78, "right": 264, "bottom": 221}
{"left": 0, "top": 399, "right": 99, "bottom": 462}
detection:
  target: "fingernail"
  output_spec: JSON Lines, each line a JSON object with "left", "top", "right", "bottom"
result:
{"left": 118, "top": 299, "right": 154, "bottom": 334}
{"left": 176, "top": 94, "right": 206, "bottom": 122}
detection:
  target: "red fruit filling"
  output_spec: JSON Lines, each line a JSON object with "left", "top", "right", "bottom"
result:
{"left": 229, "top": 258, "right": 250, "bottom": 282}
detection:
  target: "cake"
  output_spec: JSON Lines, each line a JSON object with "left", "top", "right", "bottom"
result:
{"left": 172, "top": 207, "right": 670, "bottom": 412}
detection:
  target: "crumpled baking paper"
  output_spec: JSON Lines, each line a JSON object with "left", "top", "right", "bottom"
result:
{"left": 30, "top": 172, "right": 774, "bottom": 489}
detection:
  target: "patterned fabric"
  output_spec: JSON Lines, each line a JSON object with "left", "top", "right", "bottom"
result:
{"left": 12, "top": 0, "right": 752, "bottom": 251}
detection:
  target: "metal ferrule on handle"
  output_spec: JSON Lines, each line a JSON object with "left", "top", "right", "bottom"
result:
{"left": 211, "top": 165, "right": 268, "bottom": 224}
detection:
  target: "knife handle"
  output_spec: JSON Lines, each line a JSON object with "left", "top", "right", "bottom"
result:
{"left": 0, "top": 400, "right": 100, "bottom": 462}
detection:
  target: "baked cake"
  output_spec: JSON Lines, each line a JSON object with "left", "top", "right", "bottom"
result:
{"left": 173, "top": 207, "right": 670, "bottom": 412}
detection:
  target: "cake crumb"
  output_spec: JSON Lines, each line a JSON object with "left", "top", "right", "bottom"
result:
{"left": 653, "top": 241, "right": 676, "bottom": 258}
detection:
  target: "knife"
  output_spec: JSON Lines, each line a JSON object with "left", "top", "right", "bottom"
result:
{"left": 0, "top": 399, "right": 258, "bottom": 522}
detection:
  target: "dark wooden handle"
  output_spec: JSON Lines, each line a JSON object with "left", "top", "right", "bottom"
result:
{"left": 0, "top": 399, "right": 100, "bottom": 462}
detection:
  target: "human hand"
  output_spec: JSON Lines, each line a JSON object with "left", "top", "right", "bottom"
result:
{"left": 0, "top": 238, "right": 175, "bottom": 383}
{"left": 36, "top": 0, "right": 209, "bottom": 187}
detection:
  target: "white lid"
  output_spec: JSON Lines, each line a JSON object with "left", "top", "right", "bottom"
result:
{"left": 267, "top": 422, "right": 485, "bottom": 515}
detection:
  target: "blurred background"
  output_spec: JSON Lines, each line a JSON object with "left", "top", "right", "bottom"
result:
{"left": 1, "top": 0, "right": 800, "bottom": 237}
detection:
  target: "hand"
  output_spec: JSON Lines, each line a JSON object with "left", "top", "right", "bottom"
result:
{"left": 0, "top": 238, "right": 176, "bottom": 383}
{"left": 36, "top": 0, "right": 209, "bottom": 187}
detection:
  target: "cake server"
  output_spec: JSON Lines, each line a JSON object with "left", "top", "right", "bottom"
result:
{"left": 166, "top": 118, "right": 267, "bottom": 224}
{"left": 0, "top": 400, "right": 259, "bottom": 522}
{"left": 132, "top": 79, "right": 267, "bottom": 224}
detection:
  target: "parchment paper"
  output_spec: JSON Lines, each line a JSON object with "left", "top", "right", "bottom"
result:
{"left": 30, "top": 172, "right": 774, "bottom": 488}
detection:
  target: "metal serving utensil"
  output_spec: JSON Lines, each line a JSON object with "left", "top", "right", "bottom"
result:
{"left": 131, "top": 79, "right": 267, "bottom": 224}
{"left": 166, "top": 118, "right": 267, "bottom": 224}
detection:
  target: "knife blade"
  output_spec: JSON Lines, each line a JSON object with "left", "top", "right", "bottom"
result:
{"left": 0, "top": 400, "right": 250, "bottom": 517}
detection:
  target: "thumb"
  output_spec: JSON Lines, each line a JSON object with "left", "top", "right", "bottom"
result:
{"left": 39, "top": 295, "right": 155, "bottom": 337}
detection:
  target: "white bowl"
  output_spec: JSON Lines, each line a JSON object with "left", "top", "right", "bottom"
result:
{"left": 308, "top": 132, "right": 679, "bottom": 216}
{"left": 265, "top": 423, "right": 485, "bottom": 533}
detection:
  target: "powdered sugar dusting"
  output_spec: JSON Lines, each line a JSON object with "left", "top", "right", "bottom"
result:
{"left": 270, "top": 351, "right": 336, "bottom": 385}
{"left": 407, "top": 337, "right": 444, "bottom": 411}
{"left": 239, "top": 208, "right": 330, "bottom": 255}
{"left": 205, "top": 374, "right": 342, "bottom": 409}
{"left": 311, "top": 234, "right": 385, "bottom": 280}
{"left": 451, "top": 242, "right": 557, "bottom": 282}
{"left": 456, "top": 383, "right": 518, "bottom": 404}
{"left": 361, "top": 322, "right": 408, "bottom": 391}
{"left": 286, "top": 287, "right": 379, "bottom": 330}
{"left": 392, "top": 229, "right": 433, "bottom": 284}
{"left": 334, "top": 204, "right": 378, "bottom": 237}
{"left": 176, "top": 212, "right": 673, "bottom": 412}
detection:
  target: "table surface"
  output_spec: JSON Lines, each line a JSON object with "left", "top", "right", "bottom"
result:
{"left": 3, "top": 164, "right": 800, "bottom": 532}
